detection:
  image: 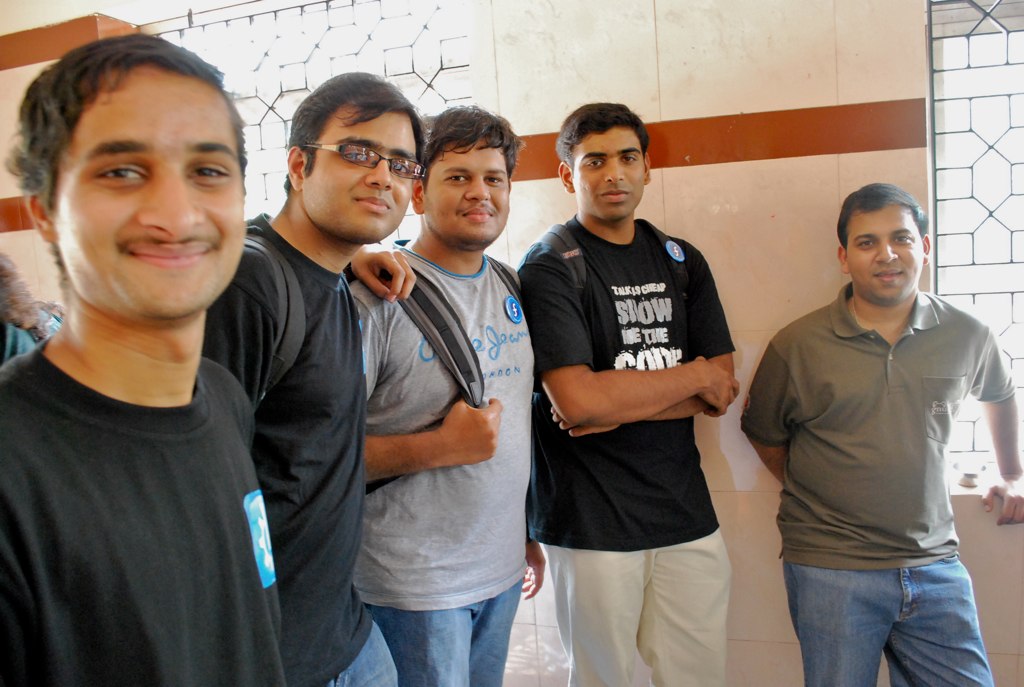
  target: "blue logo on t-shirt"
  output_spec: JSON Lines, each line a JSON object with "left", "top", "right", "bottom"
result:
{"left": 665, "top": 240, "right": 686, "bottom": 263}
{"left": 505, "top": 296, "right": 524, "bottom": 324}
{"left": 243, "top": 490, "right": 276, "bottom": 588}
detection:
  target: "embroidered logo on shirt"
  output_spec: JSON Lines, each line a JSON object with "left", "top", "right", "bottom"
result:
{"left": 930, "top": 400, "right": 960, "bottom": 416}
{"left": 243, "top": 490, "right": 276, "bottom": 588}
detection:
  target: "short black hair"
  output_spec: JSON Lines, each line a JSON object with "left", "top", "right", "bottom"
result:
{"left": 7, "top": 34, "right": 245, "bottom": 213}
{"left": 284, "top": 72, "right": 425, "bottom": 192}
{"left": 837, "top": 183, "right": 928, "bottom": 247}
{"left": 422, "top": 106, "right": 523, "bottom": 182}
{"left": 556, "top": 103, "right": 649, "bottom": 165}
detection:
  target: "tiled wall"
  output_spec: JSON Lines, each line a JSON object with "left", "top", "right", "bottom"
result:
{"left": 2, "top": 1, "right": 1022, "bottom": 685}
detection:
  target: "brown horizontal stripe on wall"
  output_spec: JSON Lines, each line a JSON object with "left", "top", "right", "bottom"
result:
{"left": 0, "top": 15, "right": 137, "bottom": 70}
{"left": 0, "top": 197, "right": 31, "bottom": 234}
{"left": 514, "top": 99, "right": 926, "bottom": 182}
{"left": 1, "top": 98, "right": 926, "bottom": 233}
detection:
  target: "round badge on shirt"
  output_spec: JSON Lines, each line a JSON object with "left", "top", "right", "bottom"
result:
{"left": 505, "top": 295, "right": 523, "bottom": 324}
{"left": 665, "top": 240, "right": 686, "bottom": 263}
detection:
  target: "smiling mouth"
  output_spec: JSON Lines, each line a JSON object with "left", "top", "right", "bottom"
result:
{"left": 128, "top": 241, "right": 212, "bottom": 269}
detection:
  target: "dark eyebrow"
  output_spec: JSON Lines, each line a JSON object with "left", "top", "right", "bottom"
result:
{"left": 86, "top": 140, "right": 236, "bottom": 159}
{"left": 338, "top": 137, "right": 417, "bottom": 162}
{"left": 87, "top": 140, "right": 147, "bottom": 159}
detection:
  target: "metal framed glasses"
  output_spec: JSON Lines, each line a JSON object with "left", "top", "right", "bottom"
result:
{"left": 301, "top": 143, "right": 425, "bottom": 180}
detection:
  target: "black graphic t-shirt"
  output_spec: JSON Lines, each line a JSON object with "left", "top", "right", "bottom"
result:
{"left": 519, "top": 217, "right": 734, "bottom": 551}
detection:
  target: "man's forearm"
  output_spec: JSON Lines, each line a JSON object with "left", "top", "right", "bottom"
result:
{"left": 543, "top": 354, "right": 736, "bottom": 427}
{"left": 984, "top": 395, "right": 1022, "bottom": 479}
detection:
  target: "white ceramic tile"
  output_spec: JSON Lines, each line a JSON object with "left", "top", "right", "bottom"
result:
{"left": 515, "top": 596, "right": 536, "bottom": 626}
{"left": 701, "top": 328, "right": 781, "bottom": 493}
{"left": 712, "top": 490, "right": 794, "bottom": 644}
{"left": 660, "top": 156, "right": 846, "bottom": 333}
{"left": 498, "top": 177, "right": 577, "bottom": 268}
{"left": 536, "top": 625, "right": 570, "bottom": 686}
{"left": 837, "top": 148, "right": 930, "bottom": 218}
{"left": 490, "top": 1, "right": 661, "bottom": 136}
{"left": 835, "top": 0, "right": 928, "bottom": 105}
{"left": 726, "top": 639, "right": 804, "bottom": 687}
{"left": 952, "top": 494, "right": 1024, "bottom": 656}
{"left": 656, "top": 0, "right": 838, "bottom": 121}
{"left": 468, "top": 0, "right": 499, "bottom": 112}
{"left": 504, "top": 622, "right": 540, "bottom": 686}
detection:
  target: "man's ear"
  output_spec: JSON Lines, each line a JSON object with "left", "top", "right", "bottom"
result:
{"left": 922, "top": 234, "right": 931, "bottom": 266}
{"left": 27, "top": 196, "right": 57, "bottom": 244}
{"left": 558, "top": 161, "right": 574, "bottom": 194}
{"left": 838, "top": 244, "right": 850, "bottom": 275}
{"left": 286, "top": 147, "right": 309, "bottom": 192}
{"left": 643, "top": 152, "right": 652, "bottom": 185}
{"left": 411, "top": 178, "right": 427, "bottom": 215}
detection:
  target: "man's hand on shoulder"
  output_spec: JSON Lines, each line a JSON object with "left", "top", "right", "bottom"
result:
{"left": 436, "top": 398, "right": 503, "bottom": 467}
{"left": 349, "top": 246, "right": 417, "bottom": 302}
{"left": 983, "top": 479, "right": 1024, "bottom": 525}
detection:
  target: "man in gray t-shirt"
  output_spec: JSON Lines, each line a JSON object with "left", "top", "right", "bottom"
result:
{"left": 350, "top": 106, "right": 543, "bottom": 687}
{"left": 742, "top": 183, "right": 1024, "bottom": 687}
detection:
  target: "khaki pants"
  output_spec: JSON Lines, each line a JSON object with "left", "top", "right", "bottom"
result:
{"left": 546, "top": 530, "right": 731, "bottom": 687}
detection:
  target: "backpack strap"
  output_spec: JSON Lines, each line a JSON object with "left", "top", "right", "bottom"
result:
{"left": 487, "top": 258, "right": 522, "bottom": 302}
{"left": 244, "top": 231, "right": 305, "bottom": 402}
{"left": 397, "top": 271, "right": 485, "bottom": 409}
{"left": 537, "top": 223, "right": 586, "bottom": 289}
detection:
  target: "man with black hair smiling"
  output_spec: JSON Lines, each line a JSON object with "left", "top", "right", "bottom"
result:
{"left": 350, "top": 105, "right": 543, "bottom": 687}
{"left": 1, "top": 34, "right": 284, "bottom": 686}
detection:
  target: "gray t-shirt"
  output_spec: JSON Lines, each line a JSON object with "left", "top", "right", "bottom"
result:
{"left": 351, "top": 250, "right": 533, "bottom": 610}
{"left": 742, "top": 285, "right": 1014, "bottom": 570}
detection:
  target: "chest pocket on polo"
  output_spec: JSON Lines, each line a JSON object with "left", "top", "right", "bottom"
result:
{"left": 923, "top": 376, "right": 966, "bottom": 443}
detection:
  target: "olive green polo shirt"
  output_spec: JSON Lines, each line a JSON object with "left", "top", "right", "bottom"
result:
{"left": 742, "top": 284, "right": 1014, "bottom": 570}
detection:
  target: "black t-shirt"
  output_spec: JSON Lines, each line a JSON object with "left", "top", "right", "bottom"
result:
{"left": 0, "top": 350, "right": 285, "bottom": 686}
{"left": 203, "top": 216, "right": 370, "bottom": 686}
{"left": 518, "top": 217, "right": 734, "bottom": 551}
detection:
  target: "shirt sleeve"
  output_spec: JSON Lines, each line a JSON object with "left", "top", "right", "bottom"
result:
{"left": 678, "top": 240, "right": 734, "bottom": 360}
{"left": 972, "top": 327, "right": 1016, "bottom": 404}
{"left": 518, "top": 243, "right": 594, "bottom": 374}
{"left": 203, "top": 252, "right": 280, "bottom": 408}
{"left": 741, "top": 341, "right": 795, "bottom": 447}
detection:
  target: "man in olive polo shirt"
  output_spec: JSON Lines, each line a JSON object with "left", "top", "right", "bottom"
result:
{"left": 742, "top": 183, "right": 1024, "bottom": 687}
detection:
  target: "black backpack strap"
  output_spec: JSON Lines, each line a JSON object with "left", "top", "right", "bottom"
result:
{"left": 537, "top": 223, "right": 586, "bottom": 289}
{"left": 487, "top": 258, "right": 522, "bottom": 301}
{"left": 244, "top": 232, "right": 305, "bottom": 401}
{"left": 368, "top": 268, "right": 486, "bottom": 495}
{"left": 397, "top": 271, "right": 485, "bottom": 409}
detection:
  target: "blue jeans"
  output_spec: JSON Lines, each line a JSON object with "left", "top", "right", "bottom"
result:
{"left": 784, "top": 557, "right": 993, "bottom": 687}
{"left": 326, "top": 622, "right": 397, "bottom": 687}
{"left": 367, "top": 581, "right": 521, "bottom": 687}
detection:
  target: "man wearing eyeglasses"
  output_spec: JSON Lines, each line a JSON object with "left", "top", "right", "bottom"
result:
{"left": 203, "top": 72, "right": 424, "bottom": 687}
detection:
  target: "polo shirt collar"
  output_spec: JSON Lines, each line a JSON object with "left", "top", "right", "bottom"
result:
{"left": 829, "top": 284, "right": 940, "bottom": 339}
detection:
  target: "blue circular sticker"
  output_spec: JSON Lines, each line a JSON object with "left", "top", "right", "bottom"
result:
{"left": 665, "top": 240, "right": 686, "bottom": 263}
{"left": 505, "top": 295, "right": 523, "bottom": 324}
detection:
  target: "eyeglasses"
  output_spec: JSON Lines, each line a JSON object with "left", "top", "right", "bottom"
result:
{"left": 301, "top": 143, "right": 425, "bottom": 180}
